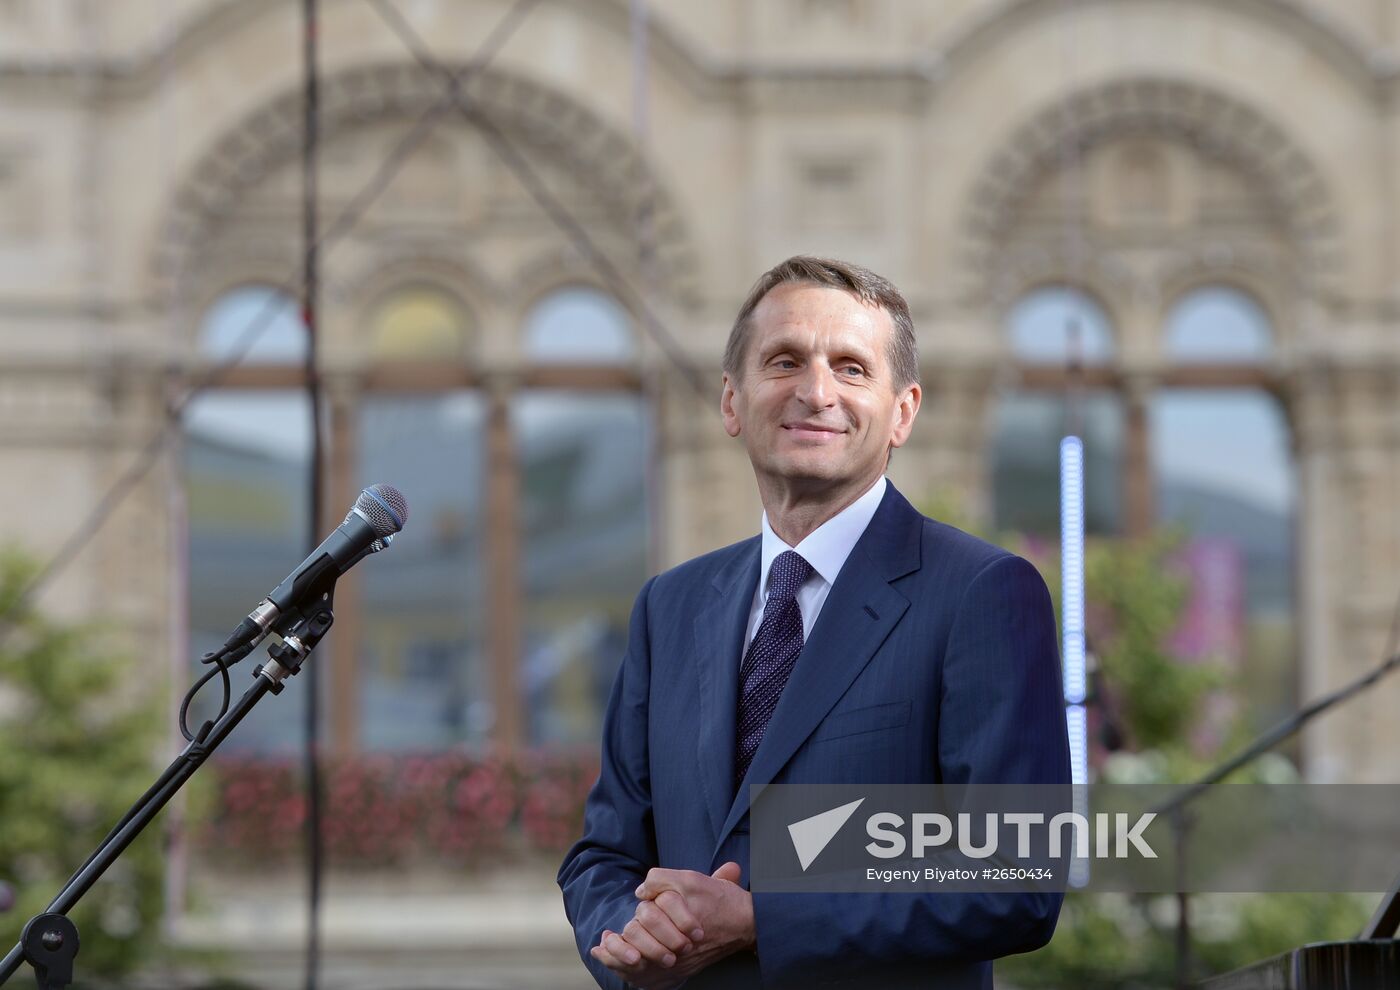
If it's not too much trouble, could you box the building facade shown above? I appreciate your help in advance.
[1,0,1398,781]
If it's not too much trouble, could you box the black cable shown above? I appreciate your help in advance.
[71,649,226,884]
[0,0,541,648]
[62,646,232,898]
[179,650,235,743]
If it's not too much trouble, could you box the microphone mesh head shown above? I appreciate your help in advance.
[355,484,408,539]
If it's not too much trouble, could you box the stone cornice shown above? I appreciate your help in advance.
[2,0,1394,107]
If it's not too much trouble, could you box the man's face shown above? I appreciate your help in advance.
[721,283,921,495]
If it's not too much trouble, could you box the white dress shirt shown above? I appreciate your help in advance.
[742,475,888,661]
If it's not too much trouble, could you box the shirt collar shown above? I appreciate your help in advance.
[758,476,888,597]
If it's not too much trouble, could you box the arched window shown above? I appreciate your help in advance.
[1006,286,1115,366]
[356,392,489,749]
[992,286,1125,537]
[183,285,312,753]
[183,279,656,755]
[517,288,647,744]
[1165,287,1272,364]
[369,285,473,361]
[356,286,484,748]
[524,286,636,364]
[1153,287,1294,728]
[198,284,308,364]
[987,278,1298,746]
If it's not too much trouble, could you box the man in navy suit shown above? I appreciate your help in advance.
[558,256,1070,989]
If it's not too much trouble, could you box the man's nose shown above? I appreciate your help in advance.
[795,363,837,409]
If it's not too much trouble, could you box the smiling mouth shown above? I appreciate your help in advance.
[782,424,845,438]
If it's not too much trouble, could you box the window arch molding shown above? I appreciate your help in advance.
[506,239,650,365]
[190,279,308,372]
[182,255,296,341]
[1158,272,1285,357]
[1011,277,1120,323]
[335,252,496,382]
[514,277,641,370]
[358,280,480,367]
[508,243,643,328]
[152,62,701,311]
[345,253,494,320]
[1000,279,1121,369]
[1162,283,1275,366]
[959,77,1345,308]
[516,276,631,324]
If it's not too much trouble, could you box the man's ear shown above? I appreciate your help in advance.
[888,382,921,449]
[721,373,743,439]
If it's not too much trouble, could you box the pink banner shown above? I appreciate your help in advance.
[1169,538,1245,665]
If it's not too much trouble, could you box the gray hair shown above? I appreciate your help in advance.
[723,255,920,390]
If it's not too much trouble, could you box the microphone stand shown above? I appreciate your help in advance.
[0,603,336,989]
[1150,647,1400,990]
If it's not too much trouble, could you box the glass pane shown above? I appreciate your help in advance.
[990,390,1125,537]
[371,286,472,361]
[1006,286,1114,365]
[1151,389,1296,729]
[524,287,635,364]
[357,393,489,750]
[1165,287,1272,363]
[199,285,308,365]
[515,391,649,745]
[183,390,312,753]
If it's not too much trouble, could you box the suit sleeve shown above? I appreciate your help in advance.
[751,553,1072,987]
[557,576,660,990]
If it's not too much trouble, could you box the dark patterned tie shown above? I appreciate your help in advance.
[735,550,814,790]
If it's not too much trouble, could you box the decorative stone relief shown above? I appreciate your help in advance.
[789,151,877,233]
[151,63,700,312]
[962,78,1344,306]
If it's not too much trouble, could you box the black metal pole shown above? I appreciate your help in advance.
[1154,650,1400,819]
[301,2,325,989]
[1173,808,1191,990]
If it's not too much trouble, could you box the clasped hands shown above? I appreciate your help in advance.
[590,861,755,989]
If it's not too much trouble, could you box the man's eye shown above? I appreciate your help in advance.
[776,360,797,369]
[841,366,865,376]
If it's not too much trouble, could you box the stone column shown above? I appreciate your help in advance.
[1293,361,1400,782]
[894,360,998,526]
[660,363,755,566]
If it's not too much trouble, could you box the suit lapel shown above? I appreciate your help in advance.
[693,539,760,848]
[714,483,924,851]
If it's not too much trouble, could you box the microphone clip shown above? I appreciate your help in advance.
[254,603,336,694]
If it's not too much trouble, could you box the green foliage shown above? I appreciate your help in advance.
[1192,893,1375,976]
[918,494,1376,989]
[921,498,1222,757]
[0,549,165,979]
[1083,529,1223,752]
[1002,892,1373,990]
[1002,894,1177,990]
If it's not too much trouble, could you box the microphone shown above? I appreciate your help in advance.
[216,484,408,662]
